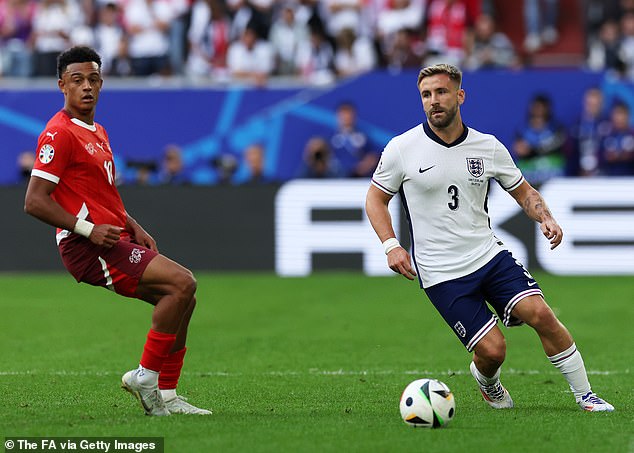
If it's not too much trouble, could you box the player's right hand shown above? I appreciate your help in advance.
[90,224,123,248]
[387,247,417,281]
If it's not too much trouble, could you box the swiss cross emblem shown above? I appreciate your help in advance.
[85,143,96,155]
[466,158,484,178]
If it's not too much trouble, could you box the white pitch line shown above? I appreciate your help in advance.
[0,368,629,377]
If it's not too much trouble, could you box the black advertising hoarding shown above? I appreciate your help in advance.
[3,178,634,274]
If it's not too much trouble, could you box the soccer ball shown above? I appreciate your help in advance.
[399,378,455,428]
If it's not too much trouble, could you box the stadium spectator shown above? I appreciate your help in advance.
[464,12,517,70]
[16,149,35,183]
[226,23,275,86]
[296,24,336,84]
[586,19,623,73]
[236,142,275,184]
[31,0,77,76]
[68,0,97,47]
[568,87,608,176]
[211,152,239,184]
[294,0,327,32]
[374,0,425,52]
[126,159,159,185]
[158,145,189,185]
[382,28,423,72]
[185,0,231,78]
[0,0,36,77]
[423,0,473,67]
[247,0,276,38]
[584,0,621,40]
[329,101,380,177]
[375,0,427,61]
[523,0,559,53]
[512,93,567,184]
[597,100,634,175]
[93,2,127,76]
[120,0,173,76]
[333,27,377,78]
[297,136,343,178]
[269,3,308,76]
[167,0,190,76]
[619,11,634,80]
[24,46,211,416]
[322,0,364,39]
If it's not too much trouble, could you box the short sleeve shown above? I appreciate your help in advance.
[371,139,404,196]
[31,129,73,185]
[493,139,524,191]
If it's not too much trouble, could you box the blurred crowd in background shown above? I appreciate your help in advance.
[3,0,634,81]
[4,0,634,183]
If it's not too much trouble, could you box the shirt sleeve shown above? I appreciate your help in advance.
[31,129,73,185]
[493,138,524,191]
[371,139,404,196]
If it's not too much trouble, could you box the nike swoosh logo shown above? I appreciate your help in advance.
[419,165,435,174]
[528,281,538,286]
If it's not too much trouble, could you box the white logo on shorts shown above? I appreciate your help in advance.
[129,248,145,264]
[454,321,467,338]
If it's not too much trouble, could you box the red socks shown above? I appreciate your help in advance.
[159,347,187,390]
[140,329,177,373]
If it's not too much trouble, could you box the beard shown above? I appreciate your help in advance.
[426,102,459,129]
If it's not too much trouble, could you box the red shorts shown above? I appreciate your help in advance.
[59,234,158,298]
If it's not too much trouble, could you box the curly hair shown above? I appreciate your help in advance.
[57,46,102,79]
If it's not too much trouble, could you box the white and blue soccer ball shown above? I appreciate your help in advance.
[399,378,455,428]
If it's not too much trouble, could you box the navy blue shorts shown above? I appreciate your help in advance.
[423,251,543,351]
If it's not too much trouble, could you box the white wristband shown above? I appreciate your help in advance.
[382,237,401,255]
[74,218,94,238]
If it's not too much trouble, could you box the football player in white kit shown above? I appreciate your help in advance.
[365,63,614,412]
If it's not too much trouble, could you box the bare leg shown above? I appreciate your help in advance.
[511,295,573,356]
[136,254,197,334]
[472,325,506,377]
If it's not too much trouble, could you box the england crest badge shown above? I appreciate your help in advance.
[466,158,484,178]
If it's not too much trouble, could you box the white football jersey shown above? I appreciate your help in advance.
[372,122,524,288]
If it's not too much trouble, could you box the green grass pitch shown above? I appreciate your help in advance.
[0,272,632,452]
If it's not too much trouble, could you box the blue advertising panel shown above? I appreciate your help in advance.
[0,69,612,185]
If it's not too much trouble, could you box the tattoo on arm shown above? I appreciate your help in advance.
[522,192,553,223]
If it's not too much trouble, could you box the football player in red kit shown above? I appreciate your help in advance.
[24,46,211,416]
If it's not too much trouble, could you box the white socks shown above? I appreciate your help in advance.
[471,361,501,385]
[136,365,178,400]
[160,389,177,401]
[548,343,591,400]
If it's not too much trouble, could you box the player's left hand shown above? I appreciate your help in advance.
[129,224,158,252]
[540,219,563,249]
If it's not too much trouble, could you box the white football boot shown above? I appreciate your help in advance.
[121,368,170,416]
[163,395,212,415]
[577,392,615,412]
[470,361,514,409]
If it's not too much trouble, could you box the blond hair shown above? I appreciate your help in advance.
[417,64,462,88]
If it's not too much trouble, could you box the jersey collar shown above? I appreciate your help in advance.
[423,121,468,148]
[61,109,97,131]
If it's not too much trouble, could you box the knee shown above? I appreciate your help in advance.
[174,269,197,302]
[475,337,506,368]
[527,303,559,332]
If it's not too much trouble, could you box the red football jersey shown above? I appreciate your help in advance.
[32,110,128,244]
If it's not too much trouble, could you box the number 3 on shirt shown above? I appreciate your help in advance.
[104,160,114,185]
[448,185,459,210]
